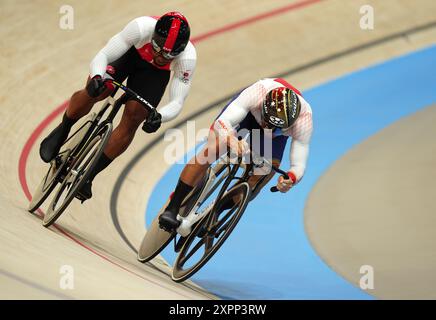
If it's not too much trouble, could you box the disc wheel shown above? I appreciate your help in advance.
[137,177,209,263]
[137,217,176,263]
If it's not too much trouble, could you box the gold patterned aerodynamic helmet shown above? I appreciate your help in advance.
[262,87,301,129]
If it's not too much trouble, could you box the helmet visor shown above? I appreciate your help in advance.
[151,38,180,59]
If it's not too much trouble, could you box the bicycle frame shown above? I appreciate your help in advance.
[176,154,251,237]
[32,77,159,226]
[175,149,288,237]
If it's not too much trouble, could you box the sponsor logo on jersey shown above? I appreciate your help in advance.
[106,65,116,75]
[180,70,191,83]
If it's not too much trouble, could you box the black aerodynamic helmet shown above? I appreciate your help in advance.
[262,87,301,129]
[151,12,190,59]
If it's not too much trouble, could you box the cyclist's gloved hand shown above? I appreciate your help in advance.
[86,75,106,98]
[228,135,249,157]
[142,109,162,133]
[276,172,297,193]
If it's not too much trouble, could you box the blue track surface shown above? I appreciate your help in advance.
[146,45,436,299]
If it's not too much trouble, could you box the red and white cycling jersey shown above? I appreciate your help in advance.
[89,16,197,123]
[214,78,313,182]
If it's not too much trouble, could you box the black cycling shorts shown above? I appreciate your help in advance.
[107,46,171,108]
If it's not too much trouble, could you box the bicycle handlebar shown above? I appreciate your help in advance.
[103,78,155,112]
[248,149,288,193]
[270,167,289,193]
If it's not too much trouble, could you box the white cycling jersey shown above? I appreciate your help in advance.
[89,16,197,123]
[213,78,313,182]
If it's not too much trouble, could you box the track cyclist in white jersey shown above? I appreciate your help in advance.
[39,12,197,201]
[159,78,313,231]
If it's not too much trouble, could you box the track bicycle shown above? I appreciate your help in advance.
[28,79,156,227]
[138,148,287,282]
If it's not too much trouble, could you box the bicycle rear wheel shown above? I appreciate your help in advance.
[172,182,251,282]
[137,215,176,263]
[42,123,112,227]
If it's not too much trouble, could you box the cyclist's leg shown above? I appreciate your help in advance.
[159,128,226,230]
[39,49,134,163]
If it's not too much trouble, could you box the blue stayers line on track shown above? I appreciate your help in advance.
[146,45,436,299]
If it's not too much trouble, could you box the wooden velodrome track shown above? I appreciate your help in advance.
[0,0,435,299]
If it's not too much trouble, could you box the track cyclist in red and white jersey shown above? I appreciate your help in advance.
[39,12,196,201]
[159,78,313,231]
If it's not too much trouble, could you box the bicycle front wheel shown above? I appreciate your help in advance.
[172,182,251,282]
[28,150,71,213]
[42,123,112,227]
